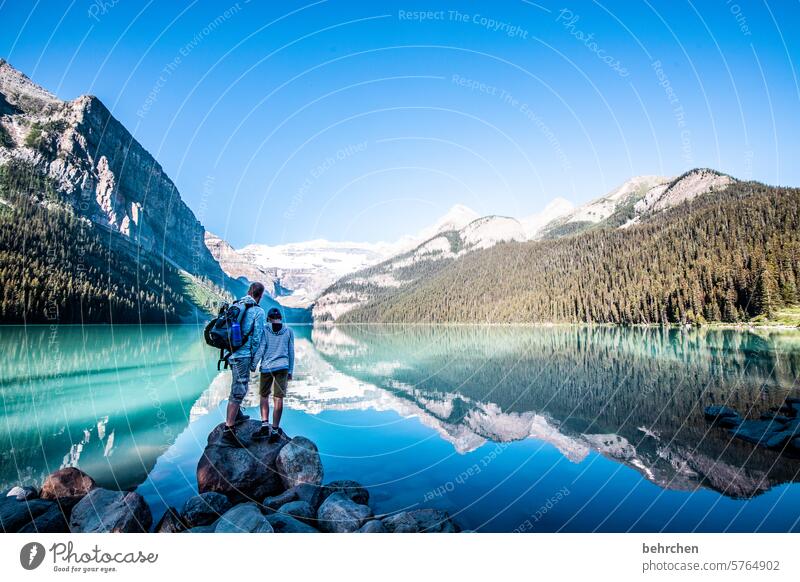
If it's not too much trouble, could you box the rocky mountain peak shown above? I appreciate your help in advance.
[0,59,60,113]
[634,167,736,214]
[0,59,225,283]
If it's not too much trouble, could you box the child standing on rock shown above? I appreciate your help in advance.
[252,307,295,443]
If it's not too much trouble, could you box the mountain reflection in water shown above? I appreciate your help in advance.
[308,325,800,499]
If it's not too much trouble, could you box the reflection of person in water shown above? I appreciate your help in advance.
[252,307,295,443]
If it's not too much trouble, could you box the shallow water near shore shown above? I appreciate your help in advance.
[2,324,800,532]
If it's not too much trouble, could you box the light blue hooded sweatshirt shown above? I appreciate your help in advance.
[258,325,295,374]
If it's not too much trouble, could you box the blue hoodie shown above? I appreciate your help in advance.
[258,325,295,374]
[227,296,265,363]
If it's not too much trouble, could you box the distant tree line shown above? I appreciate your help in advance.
[341,181,800,325]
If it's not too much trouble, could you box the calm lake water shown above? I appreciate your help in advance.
[2,324,800,532]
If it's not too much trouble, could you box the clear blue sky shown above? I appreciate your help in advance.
[2,0,798,248]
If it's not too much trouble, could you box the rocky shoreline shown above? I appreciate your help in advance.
[1,420,459,533]
[704,398,800,454]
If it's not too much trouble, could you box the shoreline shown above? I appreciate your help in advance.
[1,425,461,534]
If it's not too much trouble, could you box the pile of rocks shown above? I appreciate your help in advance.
[1,467,152,533]
[1,420,460,534]
[183,420,459,533]
[704,398,800,453]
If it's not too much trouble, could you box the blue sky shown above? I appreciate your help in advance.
[1,0,798,247]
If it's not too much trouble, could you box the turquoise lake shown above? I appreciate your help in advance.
[1,324,800,532]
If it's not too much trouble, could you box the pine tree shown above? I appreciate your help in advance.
[751,265,778,317]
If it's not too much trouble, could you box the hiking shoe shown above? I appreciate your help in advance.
[251,425,272,441]
[268,427,285,443]
[234,409,250,425]
[221,427,247,448]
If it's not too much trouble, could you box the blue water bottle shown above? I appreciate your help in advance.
[231,321,242,346]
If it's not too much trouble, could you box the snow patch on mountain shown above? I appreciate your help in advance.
[407,203,480,246]
[522,197,575,238]
[461,216,526,250]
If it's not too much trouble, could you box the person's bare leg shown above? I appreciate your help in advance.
[260,396,271,424]
[226,401,240,428]
[272,397,284,429]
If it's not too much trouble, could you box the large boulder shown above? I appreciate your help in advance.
[181,492,232,528]
[266,513,319,533]
[316,492,372,533]
[276,436,324,489]
[294,483,324,510]
[40,468,96,501]
[764,419,800,450]
[154,507,186,533]
[185,524,217,533]
[320,480,369,506]
[382,509,459,533]
[262,489,299,513]
[214,503,273,533]
[781,397,800,416]
[263,483,325,513]
[69,488,152,533]
[703,405,739,421]
[0,496,58,532]
[277,500,316,526]
[729,419,786,445]
[703,406,742,428]
[18,503,69,533]
[357,519,387,533]
[197,421,289,504]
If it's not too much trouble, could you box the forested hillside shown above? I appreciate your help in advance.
[340,181,800,325]
[0,60,315,324]
[0,161,228,323]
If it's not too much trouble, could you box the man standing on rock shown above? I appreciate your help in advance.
[252,307,295,443]
[222,282,266,448]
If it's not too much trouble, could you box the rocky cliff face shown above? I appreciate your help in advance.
[204,231,280,290]
[0,59,221,281]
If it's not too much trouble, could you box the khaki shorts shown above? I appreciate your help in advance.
[259,369,288,398]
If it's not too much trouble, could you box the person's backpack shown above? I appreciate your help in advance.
[204,299,255,370]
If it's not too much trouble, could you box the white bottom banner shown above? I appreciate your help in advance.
[0,534,795,581]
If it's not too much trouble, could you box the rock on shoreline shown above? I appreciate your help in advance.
[2,424,460,533]
[196,420,290,504]
[704,400,800,454]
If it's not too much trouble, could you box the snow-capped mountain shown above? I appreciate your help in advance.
[569,175,668,224]
[207,202,509,308]
[521,197,575,238]
[539,170,737,236]
[537,175,668,238]
[204,231,276,287]
[236,239,394,308]
[402,203,480,247]
[313,198,576,322]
